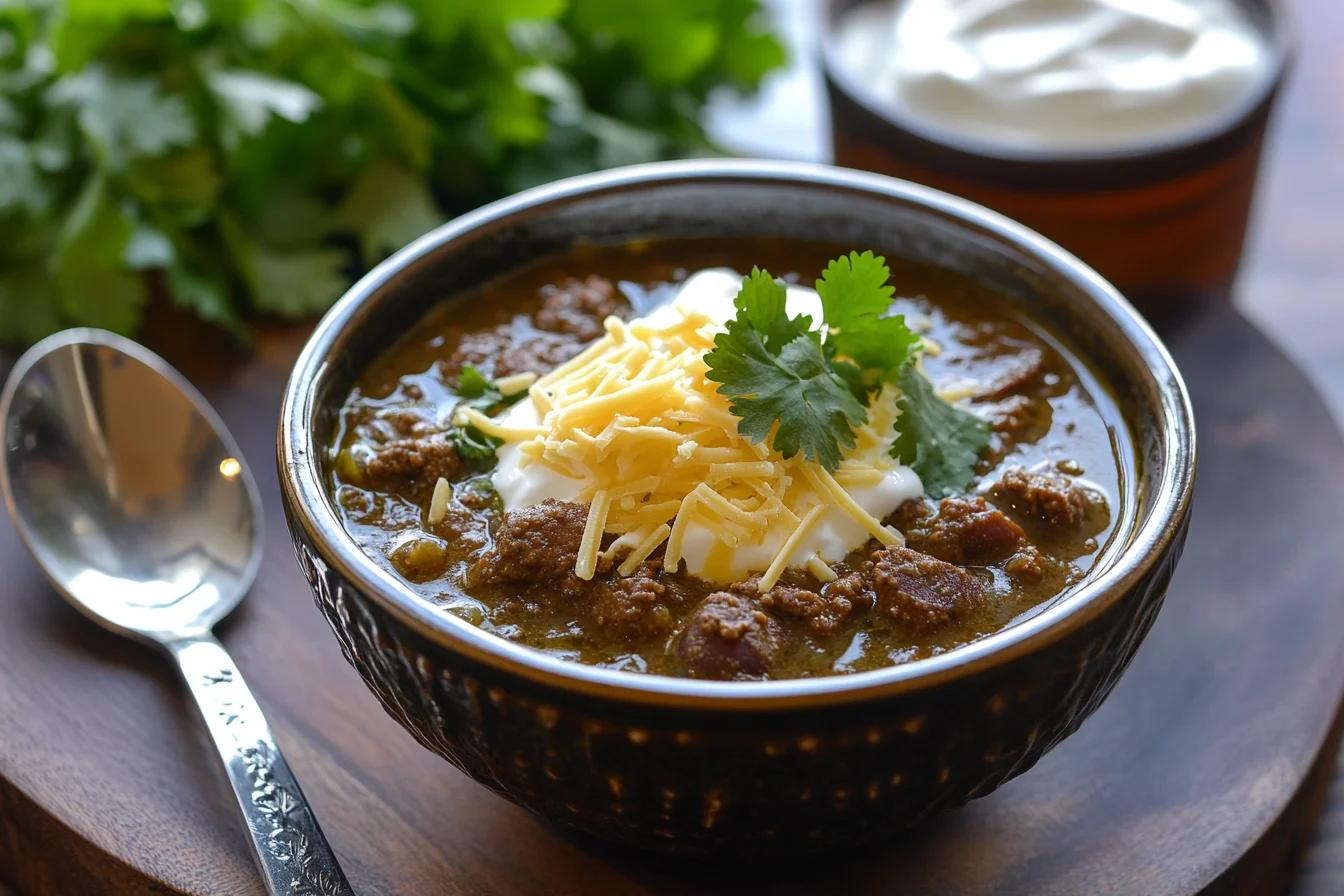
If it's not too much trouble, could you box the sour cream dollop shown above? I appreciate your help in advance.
[488,270,923,585]
[832,0,1274,152]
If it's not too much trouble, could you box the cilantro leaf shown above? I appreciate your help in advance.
[448,425,502,462]
[206,69,322,151]
[230,235,349,318]
[706,324,866,471]
[816,250,920,385]
[0,0,784,346]
[456,365,494,400]
[445,366,528,463]
[708,251,989,494]
[891,363,991,498]
[55,70,196,169]
[0,263,65,344]
[0,136,51,217]
[817,250,894,326]
[164,261,250,344]
[334,160,445,267]
[733,266,813,351]
[51,174,147,334]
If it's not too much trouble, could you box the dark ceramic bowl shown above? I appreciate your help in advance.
[277,160,1195,856]
[822,0,1293,311]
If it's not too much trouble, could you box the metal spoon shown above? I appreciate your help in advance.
[0,329,353,896]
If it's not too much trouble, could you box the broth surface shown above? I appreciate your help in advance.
[330,239,1131,679]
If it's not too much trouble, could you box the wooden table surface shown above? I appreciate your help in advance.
[717,1,1344,886]
[1239,2,1344,891]
[0,1,1340,894]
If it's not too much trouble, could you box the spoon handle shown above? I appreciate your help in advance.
[167,635,355,896]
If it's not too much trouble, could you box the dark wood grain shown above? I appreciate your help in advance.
[2,0,1342,891]
[1236,1,1344,890]
[1,301,1342,896]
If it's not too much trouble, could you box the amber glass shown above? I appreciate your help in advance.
[822,0,1292,312]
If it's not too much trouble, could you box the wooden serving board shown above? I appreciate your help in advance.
[1,301,1342,896]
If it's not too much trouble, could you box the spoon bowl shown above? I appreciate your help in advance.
[0,328,260,643]
[1,328,353,896]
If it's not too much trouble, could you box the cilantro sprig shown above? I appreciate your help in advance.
[704,269,865,471]
[704,251,990,496]
[448,365,525,462]
[0,1,784,345]
[891,361,992,497]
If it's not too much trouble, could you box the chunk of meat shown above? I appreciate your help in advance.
[675,592,783,681]
[981,394,1051,436]
[1004,547,1047,579]
[899,496,1025,566]
[976,346,1044,400]
[535,276,628,341]
[471,500,609,589]
[442,323,581,381]
[823,573,876,615]
[590,562,671,641]
[871,546,985,631]
[993,466,1090,527]
[888,498,933,533]
[978,394,1054,465]
[363,433,460,492]
[757,582,861,637]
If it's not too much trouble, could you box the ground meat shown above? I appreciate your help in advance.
[871,545,985,631]
[353,406,438,445]
[442,323,581,381]
[824,573,876,614]
[590,562,671,641]
[993,466,1089,528]
[471,500,609,590]
[535,276,627,341]
[426,493,490,552]
[1004,547,1047,578]
[901,496,1026,566]
[976,345,1044,400]
[455,484,497,510]
[363,433,461,491]
[675,592,783,681]
[383,408,438,437]
[757,581,861,637]
[888,499,933,533]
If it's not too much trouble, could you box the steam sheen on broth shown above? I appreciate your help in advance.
[328,239,1131,680]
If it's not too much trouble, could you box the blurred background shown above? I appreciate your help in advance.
[1,0,1342,892]
[2,0,1338,415]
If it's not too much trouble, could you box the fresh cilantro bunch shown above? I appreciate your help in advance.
[704,251,991,496]
[0,0,783,345]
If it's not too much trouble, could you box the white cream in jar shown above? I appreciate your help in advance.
[832,0,1274,152]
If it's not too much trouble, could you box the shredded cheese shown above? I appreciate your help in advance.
[576,490,610,581]
[797,463,899,545]
[427,477,451,525]
[485,286,918,581]
[617,523,672,576]
[806,554,838,582]
[494,371,537,396]
[758,504,828,592]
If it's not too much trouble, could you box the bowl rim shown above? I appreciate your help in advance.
[818,0,1296,169]
[278,159,1196,711]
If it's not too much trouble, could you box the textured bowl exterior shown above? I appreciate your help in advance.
[285,507,1187,854]
[277,160,1196,856]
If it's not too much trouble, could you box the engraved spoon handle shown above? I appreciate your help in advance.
[167,635,354,896]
